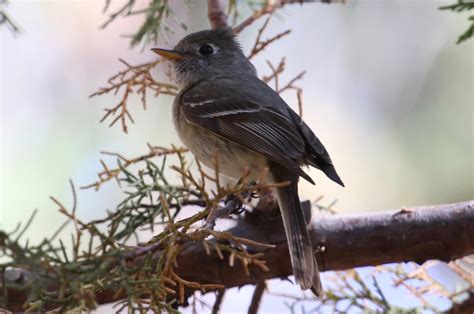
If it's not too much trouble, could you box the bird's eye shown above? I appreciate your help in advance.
[199,44,214,56]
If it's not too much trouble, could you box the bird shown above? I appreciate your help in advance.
[152,28,344,297]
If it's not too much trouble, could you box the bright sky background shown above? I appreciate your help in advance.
[1,0,472,313]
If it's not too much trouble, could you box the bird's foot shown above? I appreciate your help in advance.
[204,190,255,230]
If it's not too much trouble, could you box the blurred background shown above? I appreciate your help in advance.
[1,0,472,313]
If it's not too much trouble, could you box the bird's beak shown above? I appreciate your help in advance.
[151,48,186,61]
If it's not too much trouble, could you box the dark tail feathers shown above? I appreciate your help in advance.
[271,162,323,297]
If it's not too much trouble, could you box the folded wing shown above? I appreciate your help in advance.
[179,75,314,184]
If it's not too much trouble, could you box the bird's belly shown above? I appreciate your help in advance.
[174,113,268,183]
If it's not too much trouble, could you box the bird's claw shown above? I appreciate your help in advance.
[224,194,246,215]
[204,193,248,230]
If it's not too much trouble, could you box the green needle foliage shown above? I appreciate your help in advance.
[101,0,188,48]
[1,147,471,312]
[0,0,20,35]
[440,0,474,44]
[0,148,271,312]
[1,1,472,313]
[100,0,287,47]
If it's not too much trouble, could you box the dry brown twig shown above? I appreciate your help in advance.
[87,10,310,281]
[90,59,178,133]
[247,15,291,60]
[14,1,474,313]
[367,261,473,312]
[3,170,473,312]
[92,0,319,134]
[268,258,472,313]
[262,58,305,93]
[81,144,188,191]
[261,57,306,116]
[83,4,340,308]
[449,258,474,287]
[113,162,281,308]
[234,0,345,34]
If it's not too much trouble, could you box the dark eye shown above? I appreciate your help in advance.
[199,44,214,56]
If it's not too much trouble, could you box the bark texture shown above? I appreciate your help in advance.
[3,200,473,311]
[171,200,473,288]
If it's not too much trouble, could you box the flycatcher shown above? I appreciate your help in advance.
[152,28,344,297]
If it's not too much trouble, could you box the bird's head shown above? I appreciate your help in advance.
[152,28,256,88]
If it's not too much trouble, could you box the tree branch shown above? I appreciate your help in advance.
[234,0,344,34]
[207,0,228,29]
[167,200,473,291]
[248,281,266,314]
[3,200,473,311]
[211,290,225,314]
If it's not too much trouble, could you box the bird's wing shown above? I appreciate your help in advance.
[287,109,345,187]
[179,75,314,184]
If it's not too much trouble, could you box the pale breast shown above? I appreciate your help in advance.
[172,99,269,183]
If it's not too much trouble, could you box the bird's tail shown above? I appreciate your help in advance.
[271,163,323,297]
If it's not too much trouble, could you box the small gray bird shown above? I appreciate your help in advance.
[152,28,344,296]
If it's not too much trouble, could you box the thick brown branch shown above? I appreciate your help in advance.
[167,200,473,294]
[4,201,473,311]
[207,0,228,29]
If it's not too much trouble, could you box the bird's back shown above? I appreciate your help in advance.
[177,74,343,186]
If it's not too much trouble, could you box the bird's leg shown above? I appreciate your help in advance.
[204,181,258,230]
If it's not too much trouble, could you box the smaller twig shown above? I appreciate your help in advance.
[248,281,266,314]
[265,60,282,91]
[278,71,306,93]
[124,240,163,260]
[262,58,285,88]
[170,270,224,304]
[234,0,344,34]
[372,276,390,309]
[13,209,37,242]
[449,259,474,286]
[0,7,20,35]
[296,89,303,117]
[247,15,291,59]
[91,58,178,133]
[439,0,474,44]
[234,0,286,34]
[209,230,276,250]
[100,0,135,29]
[211,290,225,314]
[81,146,188,190]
